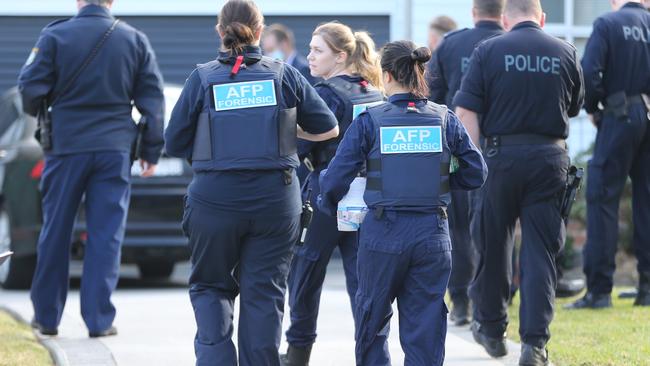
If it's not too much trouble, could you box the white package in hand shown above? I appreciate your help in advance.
[337,177,368,231]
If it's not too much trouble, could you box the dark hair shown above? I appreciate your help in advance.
[380,41,431,98]
[218,0,264,54]
[474,0,505,18]
[264,23,295,48]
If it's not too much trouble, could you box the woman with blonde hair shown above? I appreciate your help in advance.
[281,22,384,366]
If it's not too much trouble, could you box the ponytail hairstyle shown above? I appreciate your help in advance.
[380,40,431,98]
[218,0,264,54]
[312,22,383,90]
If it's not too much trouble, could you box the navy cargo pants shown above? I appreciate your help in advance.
[183,197,300,366]
[584,104,650,294]
[286,172,359,347]
[355,210,451,366]
[447,190,478,304]
[470,144,568,348]
[31,152,131,333]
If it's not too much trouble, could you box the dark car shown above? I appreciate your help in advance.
[0,86,191,289]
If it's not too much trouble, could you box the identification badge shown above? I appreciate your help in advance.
[352,101,384,120]
[380,126,443,154]
[212,80,277,111]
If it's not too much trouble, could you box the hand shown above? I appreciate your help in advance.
[139,160,157,177]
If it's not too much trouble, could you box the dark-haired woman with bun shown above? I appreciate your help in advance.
[164,1,339,365]
[318,41,487,365]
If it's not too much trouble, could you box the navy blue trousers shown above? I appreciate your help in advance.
[584,106,650,294]
[184,198,300,366]
[470,145,567,348]
[31,152,131,333]
[447,190,477,303]
[286,172,358,347]
[355,210,451,366]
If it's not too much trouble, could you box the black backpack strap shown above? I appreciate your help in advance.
[51,19,120,106]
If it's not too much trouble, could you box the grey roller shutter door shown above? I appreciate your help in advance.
[0,15,389,93]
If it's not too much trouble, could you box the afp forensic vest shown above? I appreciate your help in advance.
[364,101,452,208]
[311,77,384,167]
[191,56,299,171]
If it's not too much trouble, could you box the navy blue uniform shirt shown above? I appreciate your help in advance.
[18,5,165,163]
[318,93,487,216]
[428,20,504,108]
[297,75,362,161]
[582,1,650,113]
[454,21,584,138]
[165,46,337,218]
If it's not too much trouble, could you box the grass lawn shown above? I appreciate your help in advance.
[0,310,52,366]
[506,290,650,366]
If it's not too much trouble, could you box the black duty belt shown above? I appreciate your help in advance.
[484,134,565,149]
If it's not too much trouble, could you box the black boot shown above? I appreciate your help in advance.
[634,272,650,306]
[471,321,507,358]
[280,344,312,366]
[564,292,612,309]
[519,344,549,366]
[450,296,471,326]
[556,277,585,298]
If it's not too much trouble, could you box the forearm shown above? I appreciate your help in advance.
[298,125,339,142]
[455,107,481,148]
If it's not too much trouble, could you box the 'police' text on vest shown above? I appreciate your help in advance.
[504,55,561,75]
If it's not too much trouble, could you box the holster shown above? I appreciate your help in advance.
[35,100,52,151]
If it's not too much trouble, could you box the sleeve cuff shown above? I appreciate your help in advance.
[453,91,484,114]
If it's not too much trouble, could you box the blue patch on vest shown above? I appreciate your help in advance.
[352,101,384,120]
[380,126,443,154]
[212,80,277,111]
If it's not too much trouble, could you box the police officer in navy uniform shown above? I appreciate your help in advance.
[319,41,486,366]
[18,0,164,337]
[567,0,650,309]
[454,0,584,364]
[262,23,318,86]
[428,0,505,326]
[281,22,384,366]
[163,1,339,365]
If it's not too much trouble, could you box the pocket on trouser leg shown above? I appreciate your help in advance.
[586,160,605,204]
[181,204,193,238]
[353,294,373,363]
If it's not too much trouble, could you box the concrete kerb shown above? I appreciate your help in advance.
[0,305,69,366]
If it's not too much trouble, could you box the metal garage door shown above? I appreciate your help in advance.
[0,15,390,93]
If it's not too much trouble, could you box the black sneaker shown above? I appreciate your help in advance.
[519,344,549,366]
[635,273,650,306]
[450,297,471,326]
[89,325,118,338]
[31,320,58,336]
[556,277,586,298]
[564,292,612,309]
[470,321,507,358]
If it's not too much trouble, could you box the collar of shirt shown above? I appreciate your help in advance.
[475,20,504,31]
[217,46,264,65]
[285,51,298,66]
[77,4,113,19]
[622,2,645,11]
[511,21,542,32]
[388,93,427,104]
